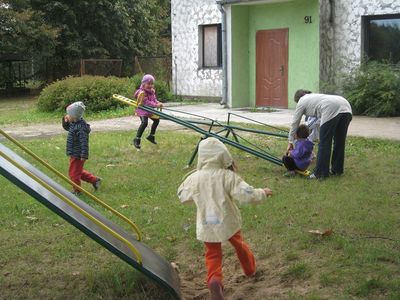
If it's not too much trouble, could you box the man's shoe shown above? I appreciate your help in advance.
[329,171,342,176]
[133,137,141,149]
[92,177,101,191]
[209,280,224,300]
[146,135,157,144]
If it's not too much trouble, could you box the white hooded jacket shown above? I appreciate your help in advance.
[177,138,266,243]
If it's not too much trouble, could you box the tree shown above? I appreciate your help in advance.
[0,0,171,80]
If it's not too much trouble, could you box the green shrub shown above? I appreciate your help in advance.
[343,61,400,117]
[37,75,173,112]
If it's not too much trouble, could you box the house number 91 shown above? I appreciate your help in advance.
[304,16,312,23]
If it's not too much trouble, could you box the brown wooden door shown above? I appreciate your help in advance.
[256,29,288,108]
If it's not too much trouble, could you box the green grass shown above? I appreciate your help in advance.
[0,96,133,125]
[0,130,399,299]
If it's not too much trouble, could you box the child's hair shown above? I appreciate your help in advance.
[296,124,310,139]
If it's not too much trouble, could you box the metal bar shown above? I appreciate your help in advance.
[0,150,143,264]
[113,95,283,165]
[228,112,289,133]
[0,129,142,241]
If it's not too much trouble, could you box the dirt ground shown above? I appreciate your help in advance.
[176,246,333,300]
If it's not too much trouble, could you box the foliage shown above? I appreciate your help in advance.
[0,0,171,80]
[342,61,400,117]
[0,4,58,58]
[37,75,173,113]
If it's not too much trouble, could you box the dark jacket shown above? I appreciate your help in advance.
[62,117,91,159]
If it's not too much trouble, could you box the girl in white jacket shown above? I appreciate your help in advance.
[178,137,272,300]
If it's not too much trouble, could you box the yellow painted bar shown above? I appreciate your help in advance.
[0,129,142,241]
[113,94,160,119]
[0,150,143,265]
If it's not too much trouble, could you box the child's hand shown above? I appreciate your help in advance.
[157,102,163,108]
[263,188,272,197]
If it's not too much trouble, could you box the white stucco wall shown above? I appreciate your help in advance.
[171,0,223,98]
[321,0,400,88]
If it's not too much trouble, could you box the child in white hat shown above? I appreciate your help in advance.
[62,101,101,195]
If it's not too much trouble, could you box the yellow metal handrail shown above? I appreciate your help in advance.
[113,94,138,107]
[0,150,142,264]
[0,129,142,241]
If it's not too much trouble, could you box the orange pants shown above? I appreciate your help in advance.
[204,231,256,285]
[69,157,97,192]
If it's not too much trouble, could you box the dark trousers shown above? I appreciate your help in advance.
[282,155,299,171]
[136,116,160,138]
[314,113,352,177]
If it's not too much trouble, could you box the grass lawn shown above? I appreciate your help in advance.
[0,96,133,126]
[0,129,399,299]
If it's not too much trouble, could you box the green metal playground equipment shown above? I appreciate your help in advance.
[113,94,288,167]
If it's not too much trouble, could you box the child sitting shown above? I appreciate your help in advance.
[133,74,163,149]
[282,124,314,177]
[62,101,101,195]
[177,137,272,300]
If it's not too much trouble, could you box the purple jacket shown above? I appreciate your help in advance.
[291,139,314,170]
[134,87,159,117]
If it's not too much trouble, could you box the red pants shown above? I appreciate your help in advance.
[69,157,97,192]
[204,231,256,285]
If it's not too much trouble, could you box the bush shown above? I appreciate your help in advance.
[342,61,400,117]
[37,75,173,112]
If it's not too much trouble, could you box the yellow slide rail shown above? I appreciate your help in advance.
[0,150,142,264]
[0,129,142,241]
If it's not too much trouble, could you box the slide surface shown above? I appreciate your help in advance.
[0,142,181,299]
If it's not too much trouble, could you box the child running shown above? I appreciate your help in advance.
[177,137,272,300]
[133,74,163,149]
[62,101,101,195]
[282,124,314,177]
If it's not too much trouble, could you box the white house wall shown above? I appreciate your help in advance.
[171,0,223,98]
[321,0,400,88]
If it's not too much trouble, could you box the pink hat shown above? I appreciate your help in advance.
[141,74,155,84]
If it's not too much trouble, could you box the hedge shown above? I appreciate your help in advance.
[37,75,173,112]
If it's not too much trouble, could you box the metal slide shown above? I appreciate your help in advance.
[0,142,181,299]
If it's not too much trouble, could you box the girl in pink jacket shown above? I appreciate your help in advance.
[133,74,163,149]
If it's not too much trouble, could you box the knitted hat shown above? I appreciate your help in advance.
[66,101,86,119]
[141,74,155,84]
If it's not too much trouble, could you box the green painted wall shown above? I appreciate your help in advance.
[230,0,319,108]
[231,7,249,107]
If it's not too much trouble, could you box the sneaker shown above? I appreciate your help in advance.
[133,137,141,149]
[283,171,296,177]
[307,173,319,180]
[208,280,225,300]
[92,177,102,191]
[146,135,157,144]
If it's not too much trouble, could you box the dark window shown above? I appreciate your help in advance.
[363,14,400,63]
[201,24,222,68]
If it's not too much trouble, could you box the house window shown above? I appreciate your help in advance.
[200,24,222,68]
[363,14,400,63]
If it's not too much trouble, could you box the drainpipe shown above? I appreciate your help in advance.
[217,0,245,107]
[217,1,228,107]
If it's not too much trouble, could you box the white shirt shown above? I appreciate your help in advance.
[289,93,352,143]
